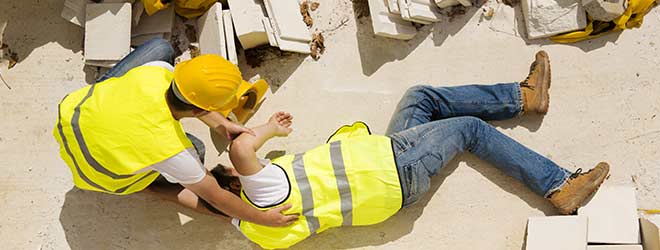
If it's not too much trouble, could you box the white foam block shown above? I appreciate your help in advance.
[578,186,640,244]
[263,0,311,42]
[521,0,587,39]
[367,0,417,40]
[525,216,587,250]
[401,0,442,22]
[227,0,269,49]
[84,3,131,61]
[223,10,238,65]
[197,2,227,58]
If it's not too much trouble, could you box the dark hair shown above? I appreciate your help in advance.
[166,84,204,112]
[210,164,241,196]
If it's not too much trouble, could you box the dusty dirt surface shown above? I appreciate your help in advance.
[1,0,660,249]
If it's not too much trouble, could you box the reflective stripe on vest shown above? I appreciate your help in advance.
[54,66,192,195]
[238,134,402,249]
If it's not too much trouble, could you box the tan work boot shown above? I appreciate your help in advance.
[521,51,551,114]
[548,162,610,215]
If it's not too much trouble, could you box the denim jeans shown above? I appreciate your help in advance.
[96,38,175,83]
[386,84,571,207]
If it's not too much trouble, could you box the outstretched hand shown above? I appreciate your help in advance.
[261,203,299,227]
[268,112,293,137]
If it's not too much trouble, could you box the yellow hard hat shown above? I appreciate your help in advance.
[173,54,242,112]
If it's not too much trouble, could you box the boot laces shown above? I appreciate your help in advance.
[569,168,583,179]
[520,61,538,88]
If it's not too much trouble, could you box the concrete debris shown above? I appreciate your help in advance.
[489,3,521,37]
[521,0,587,39]
[310,2,320,11]
[525,216,588,250]
[223,10,238,65]
[227,0,269,49]
[131,5,175,46]
[640,217,660,250]
[61,0,91,27]
[400,0,443,24]
[436,0,472,9]
[84,3,131,67]
[310,32,324,60]
[583,0,627,22]
[131,0,144,27]
[482,6,494,18]
[387,0,402,14]
[587,245,643,250]
[264,0,311,43]
[578,186,641,244]
[262,17,279,47]
[300,0,313,27]
[367,0,417,40]
[263,0,311,53]
[197,2,227,58]
[1,44,19,69]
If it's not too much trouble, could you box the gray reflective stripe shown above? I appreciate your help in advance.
[114,170,158,193]
[292,153,320,234]
[329,141,353,226]
[57,101,111,192]
[71,84,133,179]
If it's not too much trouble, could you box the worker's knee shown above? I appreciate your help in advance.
[142,38,175,63]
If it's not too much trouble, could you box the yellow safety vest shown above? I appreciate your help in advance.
[53,66,193,195]
[238,122,403,249]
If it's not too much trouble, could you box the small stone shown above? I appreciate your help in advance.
[582,0,627,22]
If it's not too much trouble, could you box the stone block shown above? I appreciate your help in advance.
[61,0,93,27]
[587,246,643,250]
[387,0,401,14]
[262,17,278,47]
[435,0,460,8]
[582,0,627,22]
[84,3,131,62]
[227,0,269,49]
[641,218,660,250]
[525,216,587,250]
[521,0,587,39]
[197,2,227,58]
[223,10,238,65]
[131,5,174,44]
[367,0,417,40]
[578,186,640,244]
[399,0,442,23]
[263,0,311,42]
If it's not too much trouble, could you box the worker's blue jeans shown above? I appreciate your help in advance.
[387,84,572,207]
[96,38,175,83]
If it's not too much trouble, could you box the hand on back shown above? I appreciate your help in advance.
[268,112,293,137]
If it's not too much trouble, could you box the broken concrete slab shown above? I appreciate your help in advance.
[578,186,640,244]
[521,0,587,39]
[387,0,401,14]
[61,0,93,27]
[197,2,227,58]
[223,10,238,65]
[84,3,131,62]
[582,0,627,22]
[263,0,311,43]
[399,0,442,23]
[525,216,587,250]
[132,5,174,38]
[641,218,660,250]
[436,0,461,8]
[587,246,643,250]
[131,0,145,27]
[262,17,278,47]
[367,0,417,40]
[227,0,269,49]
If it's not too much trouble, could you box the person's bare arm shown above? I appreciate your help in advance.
[198,111,255,140]
[229,112,293,176]
[182,173,297,226]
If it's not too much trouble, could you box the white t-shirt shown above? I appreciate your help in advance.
[133,61,206,184]
[231,159,291,228]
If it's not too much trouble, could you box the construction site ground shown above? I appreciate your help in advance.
[1,0,659,249]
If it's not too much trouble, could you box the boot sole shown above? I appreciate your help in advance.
[537,51,551,114]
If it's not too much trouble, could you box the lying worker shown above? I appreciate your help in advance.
[215,51,610,248]
[53,38,297,227]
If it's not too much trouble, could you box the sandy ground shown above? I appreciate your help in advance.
[1,0,659,249]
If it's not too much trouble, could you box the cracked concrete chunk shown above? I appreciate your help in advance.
[197,2,227,58]
[84,3,131,63]
[578,186,640,244]
[61,0,93,27]
[223,10,238,65]
[131,5,174,46]
[387,0,401,14]
[263,0,311,43]
[262,17,278,47]
[525,216,587,250]
[399,0,442,23]
[227,0,269,49]
[582,0,627,22]
[521,0,587,39]
[367,0,417,40]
